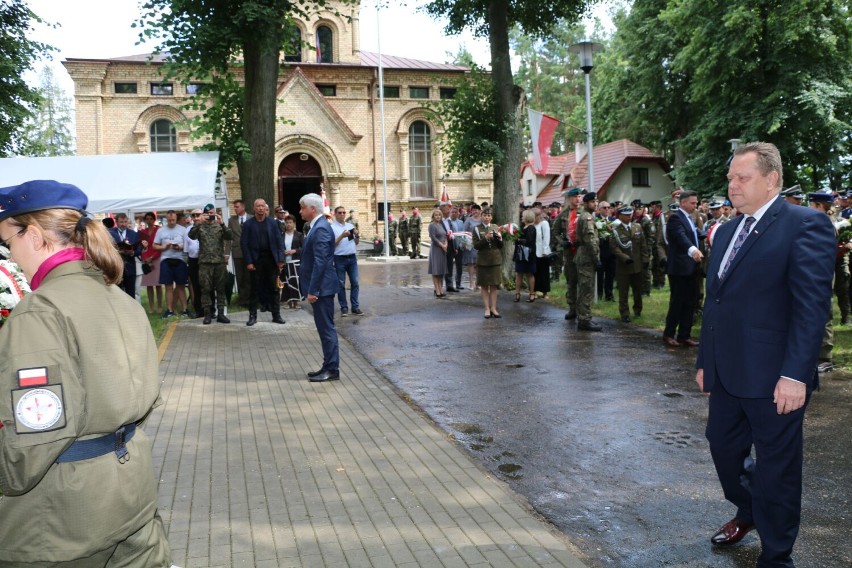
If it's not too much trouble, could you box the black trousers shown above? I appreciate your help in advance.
[249,254,280,316]
[664,273,698,339]
[188,257,202,315]
[120,260,136,298]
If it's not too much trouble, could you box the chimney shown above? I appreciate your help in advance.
[575,141,588,162]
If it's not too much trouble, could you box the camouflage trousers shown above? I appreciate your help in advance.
[388,232,397,255]
[574,258,596,323]
[400,234,409,257]
[199,263,228,313]
[409,234,421,258]
[835,254,850,319]
[551,246,563,280]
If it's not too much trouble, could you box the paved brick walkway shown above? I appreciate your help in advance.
[147,310,587,567]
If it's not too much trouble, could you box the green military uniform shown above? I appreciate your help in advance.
[575,209,600,325]
[409,213,422,258]
[610,220,649,320]
[549,214,562,281]
[398,215,410,257]
[833,215,851,324]
[638,214,654,294]
[653,211,669,288]
[388,218,398,256]
[553,208,579,312]
[345,214,359,234]
[0,261,171,566]
[188,221,233,319]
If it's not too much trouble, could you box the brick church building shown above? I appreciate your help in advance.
[62,1,493,236]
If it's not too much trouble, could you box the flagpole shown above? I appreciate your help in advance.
[377,4,390,258]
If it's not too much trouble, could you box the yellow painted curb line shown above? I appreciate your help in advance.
[158,320,178,363]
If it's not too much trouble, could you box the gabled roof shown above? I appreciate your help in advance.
[276,67,361,144]
[526,139,670,203]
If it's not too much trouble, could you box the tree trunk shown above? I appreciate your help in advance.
[238,19,282,207]
[487,0,524,282]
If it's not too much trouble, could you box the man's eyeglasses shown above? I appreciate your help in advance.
[0,227,26,249]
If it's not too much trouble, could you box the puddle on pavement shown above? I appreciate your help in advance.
[498,463,523,479]
[662,392,684,398]
[450,422,494,451]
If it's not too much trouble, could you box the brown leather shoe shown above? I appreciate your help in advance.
[711,518,754,546]
[663,336,680,347]
[679,338,700,347]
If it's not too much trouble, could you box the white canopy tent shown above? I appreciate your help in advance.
[0,151,222,214]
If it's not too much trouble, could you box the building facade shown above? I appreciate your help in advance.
[63,1,493,238]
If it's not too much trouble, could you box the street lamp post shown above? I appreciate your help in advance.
[568,41,603,194]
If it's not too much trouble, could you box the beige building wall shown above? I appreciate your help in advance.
[62,2,493,240]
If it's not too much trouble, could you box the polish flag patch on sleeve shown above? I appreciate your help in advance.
[17,367,49,387]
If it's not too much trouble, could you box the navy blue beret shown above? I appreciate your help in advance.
[808,192,834,203]
[0,180,88,222]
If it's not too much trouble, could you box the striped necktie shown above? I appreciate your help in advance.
[719,216,755,280]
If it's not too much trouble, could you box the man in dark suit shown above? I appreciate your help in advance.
[109,212,142,298]
[299,193,340,382]
[663,190,703,347]
[240,198,285,326]
[696,142,835,567]
[227,199,251,306]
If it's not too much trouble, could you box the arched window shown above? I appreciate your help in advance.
[409,121,433,198]
[316,25,333,63]
[284,24,302,62]
[150,119,176,152]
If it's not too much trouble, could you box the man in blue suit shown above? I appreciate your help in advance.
[696,142,835,567]
[663,190,704,347]
[109,212,142,298]
[299,193,340,382]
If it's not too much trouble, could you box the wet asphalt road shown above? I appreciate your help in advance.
[333,259,851,568]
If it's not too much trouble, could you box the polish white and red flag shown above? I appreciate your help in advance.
[320,183,330,215]
[528,108,560,174]
[440,183,452,205]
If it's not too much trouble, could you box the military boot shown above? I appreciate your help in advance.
[203,309,212,325]
[216,313,231,324]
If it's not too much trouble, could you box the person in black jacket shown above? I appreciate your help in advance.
[240,198,286,326]
[513,209,537,302]
[663,190,704,346]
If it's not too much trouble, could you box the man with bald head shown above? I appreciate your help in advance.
[240,198,285,326]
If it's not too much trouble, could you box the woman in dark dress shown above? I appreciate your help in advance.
[513,209,537,302]
[427,209,448,297]
[473,208,503,318]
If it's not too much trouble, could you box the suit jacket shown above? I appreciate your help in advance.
[109,227,141,263]
[240,217,285,265]
[665,209,699,276]
[299,215,339,297]
[226,214,247,259]
[697,198,835,397]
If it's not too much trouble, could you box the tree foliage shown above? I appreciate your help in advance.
[593,0,852,195]
[135,0,353,204]
[424,0,596,276]
[0,0,53,157]
[16,65,75,157]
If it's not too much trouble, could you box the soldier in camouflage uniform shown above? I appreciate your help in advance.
[610,205,649,322]
[649,201,667,288]
[631,201,655,296]
[409,207,423,258]
[548,202,563,281]
[558,188,584,320]
[387,213,398,256]
[188,204,233,324]
[398,210,410,257]
[575,192,602,331]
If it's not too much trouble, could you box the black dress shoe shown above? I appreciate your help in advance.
[246,314,257,326]
[711,518,754,546]
[309,370,340,382]
[564,310,577,321]
[621,315,631,323]
[446,287,459,293]
[307,369,325,378]
[271,315,286,324]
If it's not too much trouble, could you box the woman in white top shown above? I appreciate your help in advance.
[533,208,553,298]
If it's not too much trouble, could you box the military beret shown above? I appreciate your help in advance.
[0,180,88,222]
[563,187,583,197]
[723,199,732,206]
[203,203,216,212]
[630,199,642,207]
[582,192,598,203]
[618,206,634,215]
[808,191,834,203]
[612,201,623,208]
[548,202,562,208]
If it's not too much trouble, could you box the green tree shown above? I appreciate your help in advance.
[424,0,596,276]
[594,0,852,195]
[136,0,352,205]
[0,0,53,156]
[16,65,75,156]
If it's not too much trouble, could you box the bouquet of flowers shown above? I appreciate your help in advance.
[451,231,473,251]
[595,217,614,240]
[499,223,520,242]
[0,246,31,327]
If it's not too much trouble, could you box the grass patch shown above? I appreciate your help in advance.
[138,289,246,345]
[543,276,852,371]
